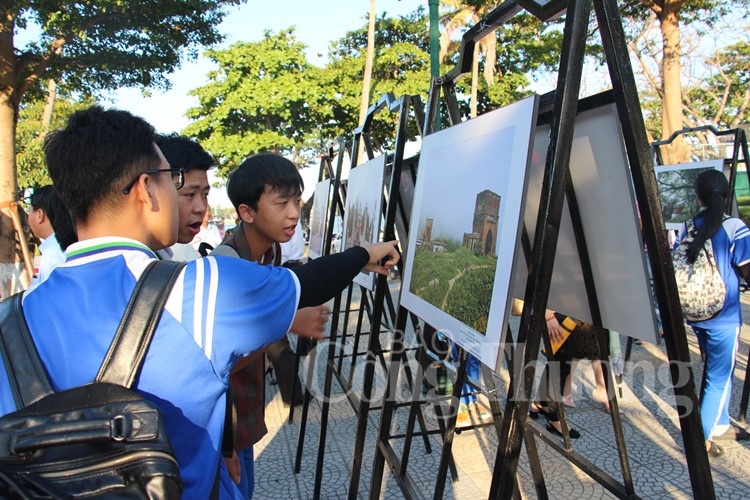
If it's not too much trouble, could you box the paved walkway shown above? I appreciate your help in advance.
[253,288,750,499]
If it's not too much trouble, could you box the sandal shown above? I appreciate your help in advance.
[529,402,553,420]
[706,442,724,458]
[546,420,581,439]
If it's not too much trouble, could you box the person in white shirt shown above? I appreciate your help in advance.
[27,185,73,284]
[280,220,306,266]
[192,205,223,255]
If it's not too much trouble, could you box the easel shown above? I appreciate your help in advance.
[367,0,715,498]
[490,0,713,498]
[294,94,436,500]
[650,125,750,423]
[293,141,347,479]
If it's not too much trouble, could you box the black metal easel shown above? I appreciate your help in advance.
[490,0,713,498]
[365,0,715,498]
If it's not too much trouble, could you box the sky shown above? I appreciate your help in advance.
[108,1,423,135]
[103,1,424,207]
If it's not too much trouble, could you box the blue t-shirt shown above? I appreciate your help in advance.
[680,216,750,329]
[0,237,299,499]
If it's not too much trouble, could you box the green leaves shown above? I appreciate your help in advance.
[12,1,238,94]
[184,29,329,175]
[15,90,95,190]
[6,0,240,204]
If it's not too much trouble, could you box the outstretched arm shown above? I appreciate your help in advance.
[291,241,400,308]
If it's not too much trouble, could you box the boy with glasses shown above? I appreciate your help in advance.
[0,106,399,499]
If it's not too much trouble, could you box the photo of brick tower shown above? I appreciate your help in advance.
[409,189,500,335]
[341,155,386,289]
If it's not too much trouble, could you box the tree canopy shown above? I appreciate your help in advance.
[183,29,327,175]
[1,0,241,271]
[184,10,433,174]
[183,5,567,174]
[619,0,750,162]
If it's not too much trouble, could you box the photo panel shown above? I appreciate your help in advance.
[341,155,386,290]
[400,95,539,368]
[655,159,724,230]
[308,179,331,259]
[511,103,658,357]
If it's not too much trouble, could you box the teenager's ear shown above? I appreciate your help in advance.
[237,204,255,223]
[135,174,160,211]
[32,208,46,224]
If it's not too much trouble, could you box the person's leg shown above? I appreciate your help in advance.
[465,353,490,417]
[591,359,611,413]
[546,331,580,438]
[694,326,740,441]
[563,358,579,407]
[465,352,480,405]
[450,341,473,407]
[533,363,551,412]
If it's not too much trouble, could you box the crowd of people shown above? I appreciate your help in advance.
[4,105,750,498]
[2,106,398,499]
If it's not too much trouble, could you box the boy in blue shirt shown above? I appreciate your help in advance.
[0,106,399,499]
[211,153,329,498]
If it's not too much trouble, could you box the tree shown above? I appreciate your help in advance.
[439,0,500,117]
[326,8,431,150]
[183,29,330,176]
[683,41,750,132]
[1,0,239,278]
[359,0,378,127]
[621,0,749,163]
[184,11,432,175]
[357,0,378,165]
[437,2,562,116]
[16,91,95,190]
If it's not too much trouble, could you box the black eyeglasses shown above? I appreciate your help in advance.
[122,168,185,194]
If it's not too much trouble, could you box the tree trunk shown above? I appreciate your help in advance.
[659,1,690,164]
[0,20,30,295]
[357,0,377,164]
[41,79,57,135]
[470,42,480,118]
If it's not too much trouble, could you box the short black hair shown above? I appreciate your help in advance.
[29,185,77,250]
[155,133,214,174]
[226,153,303,211]
[29,185,55,212]
[44,106,159,224]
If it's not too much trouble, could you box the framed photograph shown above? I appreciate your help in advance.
[511,101,659,351]
[341,155,386,290]
[400,95,539,368]
[308,179,331,259]
[655,159,724,230]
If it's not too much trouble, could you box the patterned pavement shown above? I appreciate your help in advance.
[252,288,750,499]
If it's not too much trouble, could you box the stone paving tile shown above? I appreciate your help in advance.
[251,290,750,498]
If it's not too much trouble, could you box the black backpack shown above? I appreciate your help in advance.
[0,260,185,499]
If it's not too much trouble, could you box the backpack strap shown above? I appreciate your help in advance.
[0,294,55,407]
[96,260,186,387]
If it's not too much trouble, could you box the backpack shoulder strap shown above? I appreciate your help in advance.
[0,293,54,407]
[271,241,282,267]
[96,260,186,387]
